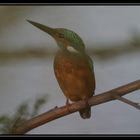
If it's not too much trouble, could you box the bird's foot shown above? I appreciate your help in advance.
[66,98,70,105]
[66,99,71,113]
[83,98,90,108]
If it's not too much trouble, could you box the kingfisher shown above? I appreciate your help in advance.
[27,20,96,119]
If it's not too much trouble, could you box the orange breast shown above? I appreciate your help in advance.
[53,50,95,102]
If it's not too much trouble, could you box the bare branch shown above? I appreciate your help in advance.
[13,80,140,134]
[113,95,140,110]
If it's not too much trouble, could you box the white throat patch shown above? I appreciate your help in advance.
[67,46,80,54]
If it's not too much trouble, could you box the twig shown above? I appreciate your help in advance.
[113,95,140,110]
[13,80,140,134]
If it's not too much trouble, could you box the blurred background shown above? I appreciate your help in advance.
[0,6,140,134]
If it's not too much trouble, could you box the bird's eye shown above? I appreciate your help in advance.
[58,33,64,38]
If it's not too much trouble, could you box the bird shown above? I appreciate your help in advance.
[27,20,96,119]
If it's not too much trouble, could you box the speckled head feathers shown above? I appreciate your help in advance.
[27,20,85,53]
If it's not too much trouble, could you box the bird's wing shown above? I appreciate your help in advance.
[86,54,94,72]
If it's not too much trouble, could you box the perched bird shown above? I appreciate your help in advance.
[27,20,96,119]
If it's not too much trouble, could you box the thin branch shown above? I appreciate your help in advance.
[113,95,140,110]
[13,80,140,134]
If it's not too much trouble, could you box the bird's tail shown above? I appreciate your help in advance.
[79,106,91,119]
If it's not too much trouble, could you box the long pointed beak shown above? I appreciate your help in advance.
[26,20,56,37]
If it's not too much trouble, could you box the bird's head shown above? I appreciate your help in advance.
[27,20,86,54]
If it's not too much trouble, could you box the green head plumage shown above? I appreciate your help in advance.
[27,20,93,71]
[27,20,85,53]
